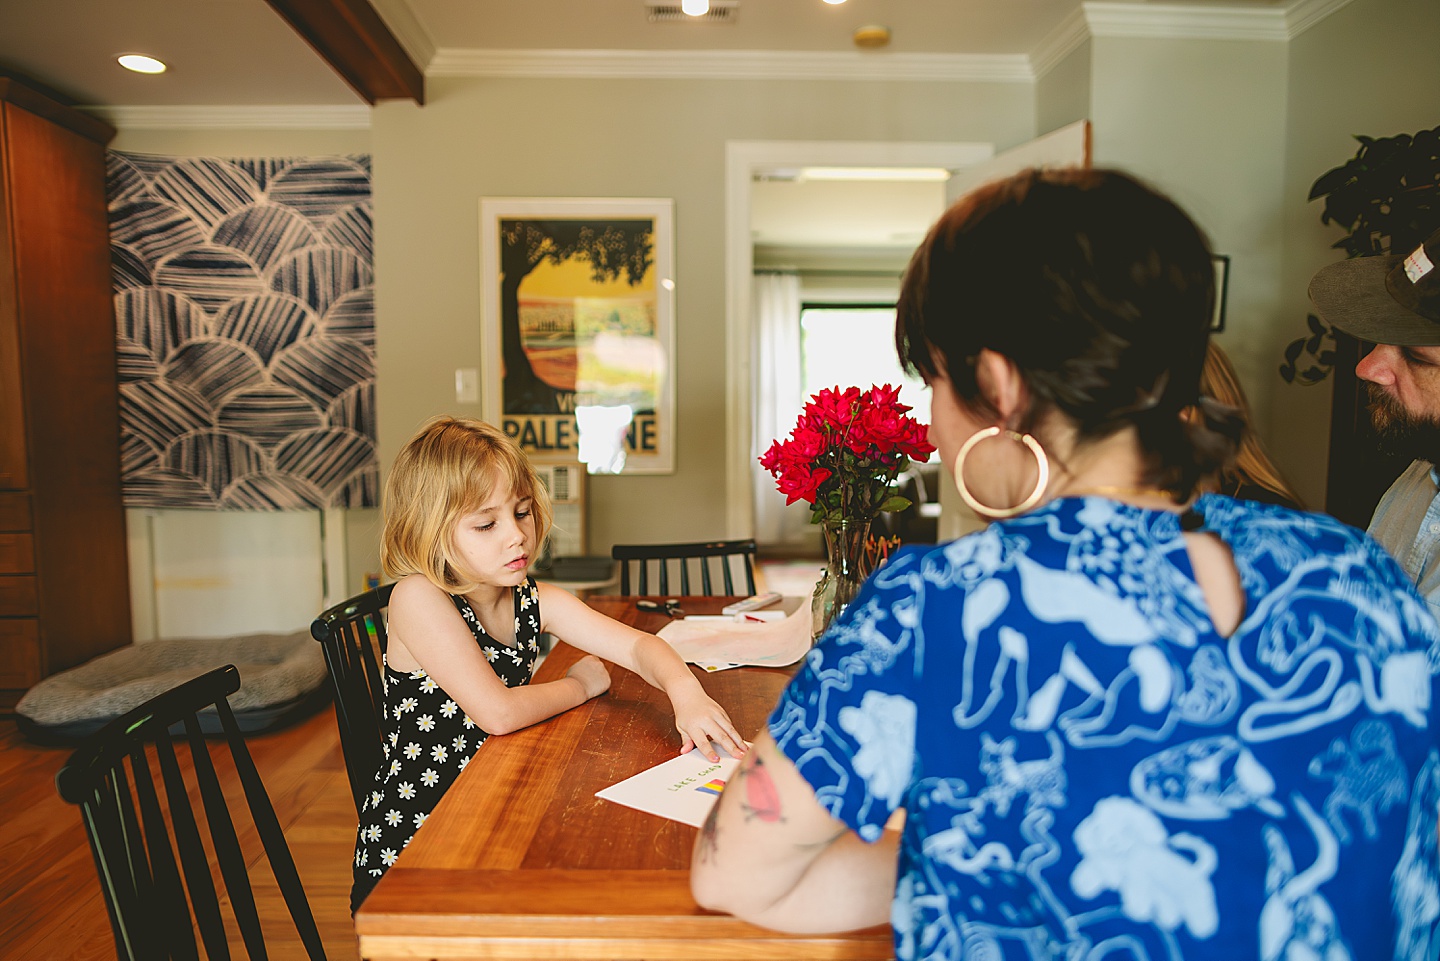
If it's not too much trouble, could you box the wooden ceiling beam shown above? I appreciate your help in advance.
[264,0,424,105]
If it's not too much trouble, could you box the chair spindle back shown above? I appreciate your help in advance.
[611,539,758,597]
[56,664,325,961]
[311,583,394,816]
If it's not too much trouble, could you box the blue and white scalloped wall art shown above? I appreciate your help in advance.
[106,152,377,510]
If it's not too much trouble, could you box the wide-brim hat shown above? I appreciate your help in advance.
[1309,227,1440,345]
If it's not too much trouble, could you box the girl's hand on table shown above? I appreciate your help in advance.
[566,654,612,699]
[531,584,746,759]
[672,688,747,761]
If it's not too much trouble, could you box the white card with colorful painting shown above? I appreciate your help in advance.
[595,745,745,827]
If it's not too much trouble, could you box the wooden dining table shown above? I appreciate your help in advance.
[353,594,892,960]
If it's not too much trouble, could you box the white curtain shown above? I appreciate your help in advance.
[751,271,811,546]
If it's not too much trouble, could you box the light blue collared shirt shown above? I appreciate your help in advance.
[1369,458,1440,621]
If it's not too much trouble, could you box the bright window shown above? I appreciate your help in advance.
[799,304,931,448]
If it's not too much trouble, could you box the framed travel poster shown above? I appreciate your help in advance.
[480,198,675,474]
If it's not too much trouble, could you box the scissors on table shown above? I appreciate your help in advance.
[635,598,685,618]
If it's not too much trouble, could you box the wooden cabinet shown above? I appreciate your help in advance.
[0,80,130,712]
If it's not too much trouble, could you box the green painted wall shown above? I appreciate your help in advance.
[371,75,1034,552]
[104,0,1440,612]
[1091,35,1291,504]
[1036,39,1092,138]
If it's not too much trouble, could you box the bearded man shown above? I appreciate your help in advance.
[1310,228,1440,614]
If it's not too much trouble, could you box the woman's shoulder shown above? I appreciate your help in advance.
[1197,493,1428,598]
[1194,492,1365,547]
[1227,481,1301,511]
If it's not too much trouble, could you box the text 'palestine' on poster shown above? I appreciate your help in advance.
[502,413,660,455]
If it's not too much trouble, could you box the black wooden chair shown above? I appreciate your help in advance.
[611,539,758,596]
[310,582,394,817]
[55,664,326,961]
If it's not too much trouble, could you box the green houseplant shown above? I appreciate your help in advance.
[1280,124,1440,385]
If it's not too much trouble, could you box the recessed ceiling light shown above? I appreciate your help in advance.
[118,54,167,75]
[681,0,709,15]
[823,0,847,5]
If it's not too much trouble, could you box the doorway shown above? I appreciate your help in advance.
[725,125,1092,547]
[723,140,993,541]
[748,173,944,555]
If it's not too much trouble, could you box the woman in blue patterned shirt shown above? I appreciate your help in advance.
[692,168,1440,961]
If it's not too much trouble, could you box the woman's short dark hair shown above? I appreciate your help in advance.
[896,167,1241,498]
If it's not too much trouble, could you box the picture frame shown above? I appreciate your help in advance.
[1212,254,1230,332]
[480,198,675,474]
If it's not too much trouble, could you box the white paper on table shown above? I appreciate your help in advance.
[595,746,745,827]
[657,607,812,668]
[694,660,743,673]
[681,610,787,623]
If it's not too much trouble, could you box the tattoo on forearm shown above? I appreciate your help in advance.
[696,800,720,863]
[737,752,784,824]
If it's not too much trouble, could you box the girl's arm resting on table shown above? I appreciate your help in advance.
[690,732,897,933]
[537,584,745,760]
[386,576,609,736]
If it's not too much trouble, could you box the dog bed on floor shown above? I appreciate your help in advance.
[15,631,329,743]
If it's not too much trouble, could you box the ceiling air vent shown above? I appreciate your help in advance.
[646,1,739,24]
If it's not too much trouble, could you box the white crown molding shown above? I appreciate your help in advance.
[81,0,1357,129]
[1083,0,1355,42]
[1031,7,1091,79]
[368,0,437,69]
[428,47,1033,83]
[1084,1,1289,41]
[86,105,372,130]
[426,0,1356,88]
[1285,0,1357,38]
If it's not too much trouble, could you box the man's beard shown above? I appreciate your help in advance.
[1368,385,1440,464]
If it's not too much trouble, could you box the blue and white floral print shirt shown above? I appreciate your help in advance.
[771,495,1440,961]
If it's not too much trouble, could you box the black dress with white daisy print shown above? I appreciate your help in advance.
[351,577,541,912]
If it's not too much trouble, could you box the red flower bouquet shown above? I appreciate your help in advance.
[762,385,934,637]
[760,384,935,528]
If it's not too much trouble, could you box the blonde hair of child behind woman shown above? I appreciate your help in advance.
[1201,343,1305,509]
[381,416,554,596]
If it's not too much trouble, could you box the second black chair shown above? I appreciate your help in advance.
[311,582,394,816]
[611,539,758,596]
[55,664,326,960]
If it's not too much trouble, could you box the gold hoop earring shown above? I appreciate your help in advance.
[952,426,1050,519]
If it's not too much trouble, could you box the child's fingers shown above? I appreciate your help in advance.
[694,731,719,762]
[699,712,745,758]
[677,701,746,760]
[682,721,722,762]
[680,734,696,756]
[690,720,742,762]
[709,725,747,759]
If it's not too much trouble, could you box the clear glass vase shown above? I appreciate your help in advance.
[811,517,875,642]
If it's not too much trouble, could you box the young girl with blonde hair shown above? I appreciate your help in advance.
[353,416,743,911]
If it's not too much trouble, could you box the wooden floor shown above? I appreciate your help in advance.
[0,704,361,960]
